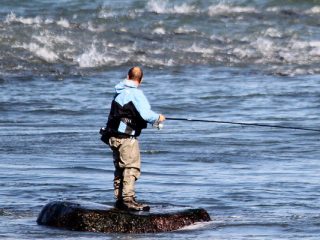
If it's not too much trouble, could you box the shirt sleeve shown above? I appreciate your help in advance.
[132,89,160,124]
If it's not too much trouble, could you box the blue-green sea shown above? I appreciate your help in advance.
[0,1,319,239]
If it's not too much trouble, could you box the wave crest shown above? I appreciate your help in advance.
[5,12,42,25]
[20,43,59,63]
[208,3,258,16]
[146,0,197,14]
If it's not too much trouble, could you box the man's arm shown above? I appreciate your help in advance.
[133,90,163,124]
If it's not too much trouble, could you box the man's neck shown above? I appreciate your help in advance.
[128,79,140,87]
[125,79,140,88]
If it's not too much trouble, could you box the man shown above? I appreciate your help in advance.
[104,66,165,211]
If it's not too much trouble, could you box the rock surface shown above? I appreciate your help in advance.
[37,201,211,233]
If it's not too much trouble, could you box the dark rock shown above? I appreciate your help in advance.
[37,201,211,233]
[280,9,299,17]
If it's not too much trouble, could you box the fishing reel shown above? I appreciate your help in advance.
[153,121,164,130]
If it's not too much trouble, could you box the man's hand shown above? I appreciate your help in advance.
[159,114,166,122]
[153,114,165,130]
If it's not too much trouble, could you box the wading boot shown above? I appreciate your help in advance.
[114,199,123,209]
[118,197,150,211]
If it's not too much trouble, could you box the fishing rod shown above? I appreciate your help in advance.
[166,117,320,133]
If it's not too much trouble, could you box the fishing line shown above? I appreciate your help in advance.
[166,117,320,133]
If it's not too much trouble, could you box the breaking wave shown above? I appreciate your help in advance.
[1,1,320,76]
[20,43,59,63]
[146,0,198,14]
[208,3,258,16]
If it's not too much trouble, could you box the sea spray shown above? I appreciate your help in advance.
[1,0,320,76]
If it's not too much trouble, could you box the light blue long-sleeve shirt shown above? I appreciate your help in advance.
[114,80,160,127]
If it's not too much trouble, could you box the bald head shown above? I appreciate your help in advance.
[128,66,143,83]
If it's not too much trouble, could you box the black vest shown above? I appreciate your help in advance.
[106,95,148,138]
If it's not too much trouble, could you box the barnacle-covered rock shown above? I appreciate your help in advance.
[37,201,211,233]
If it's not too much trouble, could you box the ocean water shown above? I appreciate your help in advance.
[0,0,320,239]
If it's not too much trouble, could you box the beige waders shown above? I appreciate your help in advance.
[109,137,141,201]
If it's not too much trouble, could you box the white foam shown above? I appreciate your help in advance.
[149,58,174,66]
[277,39,310,64]
[252,37,275,58]
[76,43,127,68]
[77,44,104,68]
[210,34,231,44]
[146,0,197,14]
[133,54,174,67]
[233,47,255,59]
[98,8,139,19]
[152,58,175,66]
[4,12,73,29]
[32,32,73,45]
[185,43,214,56]
[166,59,174,66]
[25,31,73,62]
[309,41,320,48]
[184,43,214,57]
[98,9,116,19]
[208,3,258,16]
[266,7,280,13]
[310,48,320,56]
[179,221,212,231]
[171,3,197,14]
[152,48,163,54]
[119,27,128,33]
[117,45,134,54]
[305,6,320,14]
[309,41,320,56]
[5,12,42,25]
[277,67,313,76]
[264,28,282,38]
[278,51,296,63]
[174,26,197,34]
[44,18,54,24]
[57,18,70,28]
[287,40,320,58]
[152,27,166,35]
[21,43,59,63]
[293,68,312,75]
[146,0,166,14]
